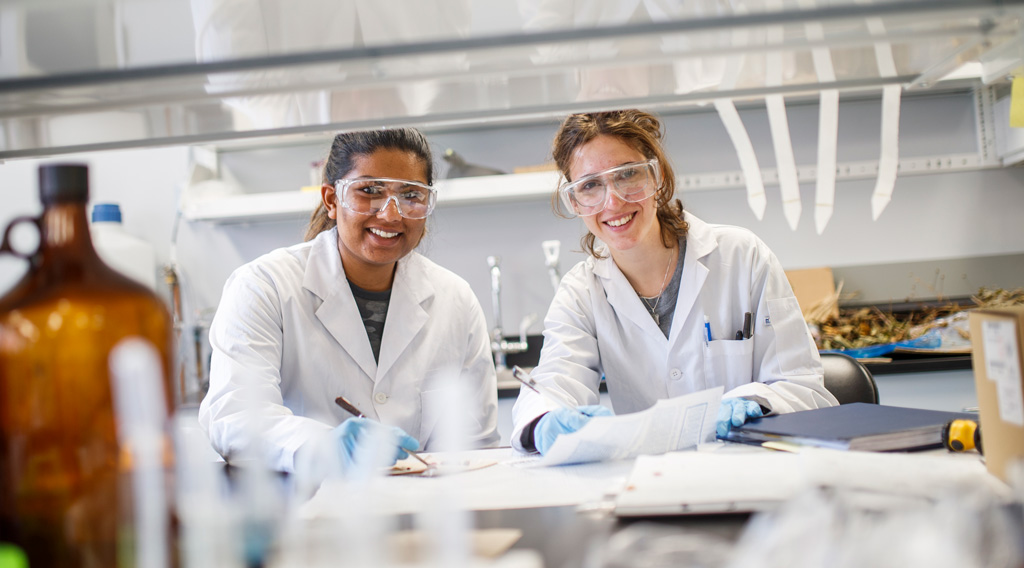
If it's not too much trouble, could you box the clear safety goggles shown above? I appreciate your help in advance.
[335,177,437,220]
[558,159,661,217]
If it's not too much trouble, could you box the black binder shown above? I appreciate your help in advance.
[725,403,976,451]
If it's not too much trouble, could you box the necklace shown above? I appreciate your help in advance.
[640,249,675,326]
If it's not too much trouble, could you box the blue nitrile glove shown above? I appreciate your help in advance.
[333,417,421,467]
[534,405,613,455]
[716,398,764,439]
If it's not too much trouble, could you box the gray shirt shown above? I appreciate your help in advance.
[348,281,391,362]
[638,239,686,338]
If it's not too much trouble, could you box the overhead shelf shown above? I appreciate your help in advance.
[182,150,997,224]
[183,170,562,223]
[0,0,1022,159]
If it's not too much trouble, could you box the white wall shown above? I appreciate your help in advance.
[3,92,1024,343]
[0,146,189,298]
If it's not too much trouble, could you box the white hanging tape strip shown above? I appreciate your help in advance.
[714,99,766,219]
[866,15,902,220]
[712,3,765,220]
[801,0,840,234]
[764,0,801,231]
[814,89,840,234]
[873,84,902,220]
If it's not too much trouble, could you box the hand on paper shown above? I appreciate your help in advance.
[716,398,763,439]
[535,405,613,455]
[333,417,421,467]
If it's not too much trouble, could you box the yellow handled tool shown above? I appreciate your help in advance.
[941,418,983,454]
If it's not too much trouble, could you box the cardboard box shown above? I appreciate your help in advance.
[785,267,838,320]
[968,306,1024,482]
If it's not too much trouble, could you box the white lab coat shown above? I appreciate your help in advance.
[199,228,500,472]
[511,212,837,450]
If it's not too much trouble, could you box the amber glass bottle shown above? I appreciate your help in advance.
[0,164,174,567]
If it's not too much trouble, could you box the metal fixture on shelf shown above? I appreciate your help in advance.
[443,148,506,178]
[486,255,529,370]
[542,240,561,292]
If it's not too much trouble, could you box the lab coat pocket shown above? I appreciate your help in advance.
[419,386,483,450]
[766,296,818,377]
[703,338,754,391]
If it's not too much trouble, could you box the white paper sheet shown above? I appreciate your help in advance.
[614,446,1003,516]
[981,318,1024,426]
[538,387,723,466]
[299,448,636,516]
[615,448,804,515]
[800,448,1006,498]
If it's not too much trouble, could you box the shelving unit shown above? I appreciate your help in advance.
[181,148,997,223]
[1,0,1023,160]
[181,169,563,223]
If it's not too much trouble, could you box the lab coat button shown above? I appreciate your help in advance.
[670,368,682,380]
[374,392,388,404]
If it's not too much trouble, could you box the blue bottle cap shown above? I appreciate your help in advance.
[92,203,122,223]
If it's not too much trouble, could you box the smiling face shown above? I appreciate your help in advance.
[322,148,429,290]
[568,135,662,256]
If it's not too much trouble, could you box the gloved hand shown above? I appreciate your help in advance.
[534,405,613,455]
[716,398,764,439]
[332,417,421,468]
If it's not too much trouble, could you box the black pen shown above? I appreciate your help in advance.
[742,312,752,339]
[334,395,432,468]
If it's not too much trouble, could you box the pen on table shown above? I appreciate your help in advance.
[333,395,432,468]
[510,366,588,417]
[704,316,713,342]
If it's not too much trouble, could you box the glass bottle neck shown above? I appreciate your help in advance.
[39,201,101,264]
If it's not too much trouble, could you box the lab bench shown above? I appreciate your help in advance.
[224,446,1015,568]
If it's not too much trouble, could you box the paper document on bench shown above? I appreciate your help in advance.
[539,387,723,466]
[615,448,804,516]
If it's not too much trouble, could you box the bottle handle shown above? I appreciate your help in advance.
[0,216,41,260]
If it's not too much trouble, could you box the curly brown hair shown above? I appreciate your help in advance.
[551,109,687,257]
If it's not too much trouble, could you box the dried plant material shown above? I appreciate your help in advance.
[809,287,1024,351]
[972,287,1024,309]
[804,281,848,325]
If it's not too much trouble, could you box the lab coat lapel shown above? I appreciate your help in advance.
[375,253,432,380]
[669,213,716,342]
[594,255,667,342]
[303,229,378,380]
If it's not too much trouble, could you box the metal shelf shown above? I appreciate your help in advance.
[182,170,563,223]
[0,0,1022,159]
[182,149,998,223]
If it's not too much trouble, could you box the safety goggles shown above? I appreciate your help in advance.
[335,177,437,220]
[558,159,661,217]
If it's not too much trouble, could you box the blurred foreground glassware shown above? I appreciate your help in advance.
[0,163,175,567]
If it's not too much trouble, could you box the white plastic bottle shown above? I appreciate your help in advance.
[90,203,157,289]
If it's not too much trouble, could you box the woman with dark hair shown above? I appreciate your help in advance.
[200,128,499,472]
[511,110,837,455]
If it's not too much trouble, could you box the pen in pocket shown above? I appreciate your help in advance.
[734,312,752,340]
